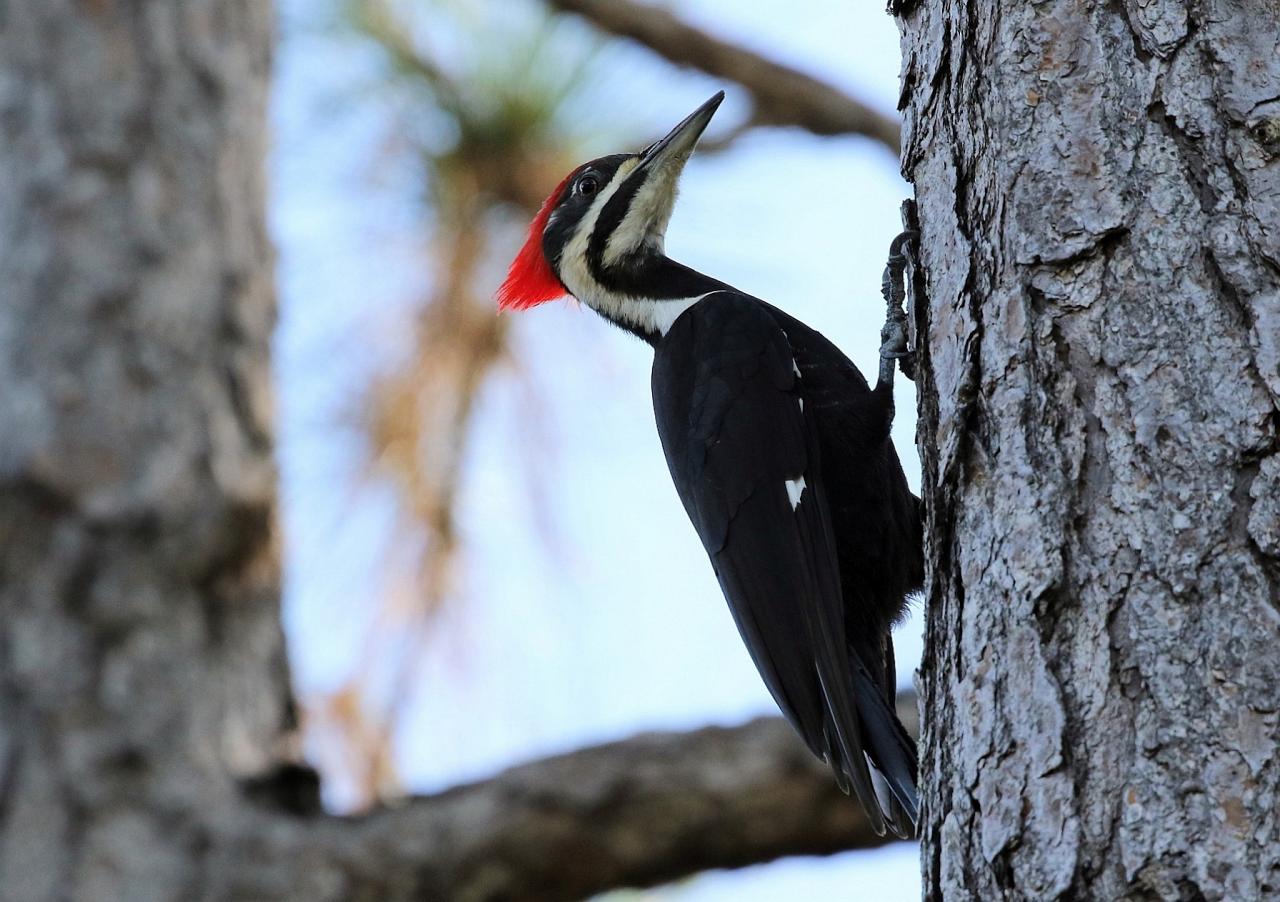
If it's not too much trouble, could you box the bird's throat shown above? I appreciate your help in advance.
[579,256,730,345]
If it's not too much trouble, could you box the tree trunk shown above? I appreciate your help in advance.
[0,3,286,898]
[898,0,1280,898]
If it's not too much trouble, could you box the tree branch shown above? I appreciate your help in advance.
[545,0,901,155]
[229,698,919,900]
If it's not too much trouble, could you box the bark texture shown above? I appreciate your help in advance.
[0,3,285,899]
[898,0,1280,899]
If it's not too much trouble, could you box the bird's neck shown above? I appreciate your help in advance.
[582,256,731,346]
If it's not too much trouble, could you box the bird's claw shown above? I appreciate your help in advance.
[880,315,910,359]
[880,230,917,310]
[880,222,918,382]
[888,229,919,262]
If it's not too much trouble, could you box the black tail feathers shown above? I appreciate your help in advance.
[849,657,919,837]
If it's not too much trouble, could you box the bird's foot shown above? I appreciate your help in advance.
[879,310,912,385]
[881,313,910,358]
[879,230,917,308]
[880,225,918,382]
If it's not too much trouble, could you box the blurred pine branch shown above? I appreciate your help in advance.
[312,0,599,810]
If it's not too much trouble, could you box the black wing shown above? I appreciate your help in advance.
[652,292,915,836]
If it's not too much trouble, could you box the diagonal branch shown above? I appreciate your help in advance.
[545,0,901,155]
[229,698,919,901]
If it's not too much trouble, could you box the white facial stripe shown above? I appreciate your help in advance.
[555,158,711,337]
[602,159,682,266]
[557,158,639,309]
[639,292,711,336]
[586,289,712,337]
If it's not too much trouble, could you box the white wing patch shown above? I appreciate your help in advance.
[785,475,807,510]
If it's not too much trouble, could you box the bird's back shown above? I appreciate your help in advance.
[652,291,921,836]
[759,302,924,637]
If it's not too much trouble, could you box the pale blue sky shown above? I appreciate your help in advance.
[272,1,922,897]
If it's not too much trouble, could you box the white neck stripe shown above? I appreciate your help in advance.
[553,159,710,338]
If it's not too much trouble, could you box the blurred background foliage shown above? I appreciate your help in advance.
[314,0,602,803]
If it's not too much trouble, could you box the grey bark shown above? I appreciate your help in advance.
[897,0,1280,899]
[0,4,908,900]
[0,2,285,900]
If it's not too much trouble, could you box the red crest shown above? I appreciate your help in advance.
[497,171,577,311]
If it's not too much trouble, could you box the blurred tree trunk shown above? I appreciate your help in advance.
[898,1,1280,899]
[0,3,288,899]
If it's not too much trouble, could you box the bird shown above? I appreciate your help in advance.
[496,91,924,837]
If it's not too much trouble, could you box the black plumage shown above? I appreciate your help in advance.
[652,291,922,837]
[499,91,924,837]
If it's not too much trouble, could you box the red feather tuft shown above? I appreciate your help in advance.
[497,170,577,311]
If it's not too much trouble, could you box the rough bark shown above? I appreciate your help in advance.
[0,4,910,899]
[0,2,285,900]
[898,0,1280,899]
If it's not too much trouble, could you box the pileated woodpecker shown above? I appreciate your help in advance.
[498,92,924,837]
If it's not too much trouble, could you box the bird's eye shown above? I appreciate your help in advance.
[577,175,599,196]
